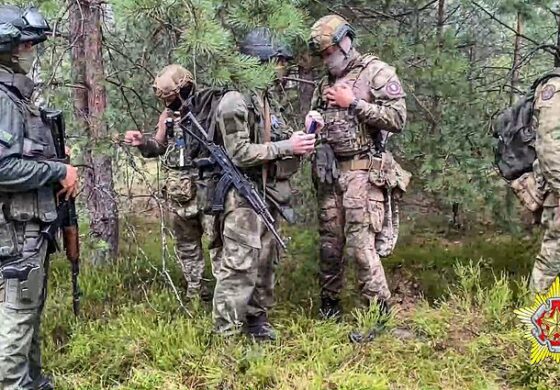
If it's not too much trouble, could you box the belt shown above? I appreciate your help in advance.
[338,157,382,172]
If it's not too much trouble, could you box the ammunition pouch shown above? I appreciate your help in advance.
[162,172,196,204]
[272,157,299,180]
[0,200,18,259]
[0,189,57,260]
[196,175,220,214]
[510,172,546,212]
[8,187,58,223]
[365,153,411,197]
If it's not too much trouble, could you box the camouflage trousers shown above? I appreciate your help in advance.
[315,169,391,304]
[213,189,279,335]
[531,204,560,294]
[0,222,49,390]
[165,174,222,297]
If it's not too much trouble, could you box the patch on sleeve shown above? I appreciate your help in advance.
[0,129,14,148]
[541,84,556,101]
[385,81,403,98]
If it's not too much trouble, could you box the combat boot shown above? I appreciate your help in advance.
[199,282,213,302]
[35,375,54,390]
[319,296,342,320]
[348,299,391,343]
[245,313,277,342]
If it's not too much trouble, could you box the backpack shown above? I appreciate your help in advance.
[493,70,560,181]
[184,87,230,159]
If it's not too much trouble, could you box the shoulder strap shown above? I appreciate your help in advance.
[0,72,34,99]
[0,82,26,119]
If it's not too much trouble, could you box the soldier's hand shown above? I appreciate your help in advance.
[58,164,79,200]
[124,130,145,147]
[325,82,356,108]
[157,110,173,133]
[305,110,325,134]
[289,131,316,155]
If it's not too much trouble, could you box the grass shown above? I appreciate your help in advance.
[40,218,560,389]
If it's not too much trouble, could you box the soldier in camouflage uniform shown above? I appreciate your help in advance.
[0,6,79,389]
[305,15,408,322]
[531,70,560,294]
[124,65,222,299]
[212,28,315,340]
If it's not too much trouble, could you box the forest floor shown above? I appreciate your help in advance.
[41,215,560,389]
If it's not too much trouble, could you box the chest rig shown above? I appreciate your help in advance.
[319,55,378,158]
[0,73,56,161]
[0,73,58,229]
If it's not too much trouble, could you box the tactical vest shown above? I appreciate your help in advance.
[246,91,298,182]
[0,73,57,161]
[0,72,58,257]
[318,54,382,158]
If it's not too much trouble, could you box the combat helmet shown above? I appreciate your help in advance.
[239,27,293,62]
[0,5,50,47]
[153,64,195,101]
[308,15,355,55]
[0,23,22,54]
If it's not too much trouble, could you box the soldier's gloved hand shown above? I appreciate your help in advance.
[289,131,316,155]
[325,82,356,108]
[305,110,325,134]
[58,165,79,200]
[124,130,145,147]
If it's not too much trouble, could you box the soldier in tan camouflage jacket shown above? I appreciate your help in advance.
[124,65,222,299]
[305,15,410,326]
[531,70,560,294]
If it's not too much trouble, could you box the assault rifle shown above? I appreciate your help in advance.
[42,109,81,316]
[166,113,286,250]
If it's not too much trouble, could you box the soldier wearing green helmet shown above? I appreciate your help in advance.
[0,5,79,390]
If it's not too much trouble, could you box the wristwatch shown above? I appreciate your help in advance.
[348,98,360,114]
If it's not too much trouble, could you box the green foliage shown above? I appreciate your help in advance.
[41,222,560,389]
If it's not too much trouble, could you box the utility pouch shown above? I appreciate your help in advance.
[0,201,18,259]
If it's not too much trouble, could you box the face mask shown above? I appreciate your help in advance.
[167,98,182,111]
[17,49,36,74]
[165,85,192,111]
[324,48,351,77]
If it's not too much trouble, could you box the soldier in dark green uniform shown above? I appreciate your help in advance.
[0,5,79,390]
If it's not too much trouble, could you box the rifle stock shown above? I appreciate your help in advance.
[42,109,81,316]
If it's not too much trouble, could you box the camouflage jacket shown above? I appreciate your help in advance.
[534,71,560,195]
[215,88,298,206]
[311,52,407,157]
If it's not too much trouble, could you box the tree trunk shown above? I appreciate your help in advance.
[298,53,314,117]
[69,0,119,264]
[510,12,523,104]
[436,0,445,48]
[431,0,445,134]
